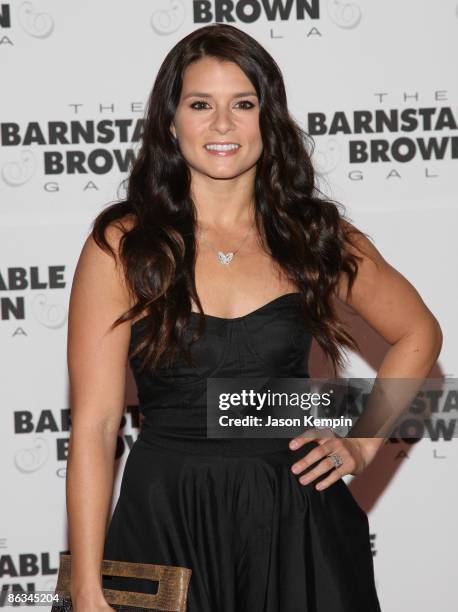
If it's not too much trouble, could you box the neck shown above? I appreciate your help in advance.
[190,169,256,230]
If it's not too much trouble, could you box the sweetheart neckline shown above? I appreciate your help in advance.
[131,292,301,330]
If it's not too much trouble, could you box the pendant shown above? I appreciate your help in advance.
[218,251,234,265]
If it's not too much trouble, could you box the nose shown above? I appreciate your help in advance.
[210,106,235,134]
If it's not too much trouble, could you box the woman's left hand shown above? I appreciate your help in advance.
[289,431,385,491]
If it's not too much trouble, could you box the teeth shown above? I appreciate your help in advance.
[205,143,240,151]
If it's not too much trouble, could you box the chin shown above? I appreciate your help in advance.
[205,170,247,180]
[193,162,253,181]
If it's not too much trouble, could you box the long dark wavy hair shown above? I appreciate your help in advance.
[92,23,371,375]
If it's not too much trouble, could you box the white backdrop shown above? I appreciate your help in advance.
[1,1,457,610]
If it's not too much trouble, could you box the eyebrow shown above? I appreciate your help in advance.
[182,91,258,100]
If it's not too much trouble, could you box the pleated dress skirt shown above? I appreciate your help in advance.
[102,430,381,612]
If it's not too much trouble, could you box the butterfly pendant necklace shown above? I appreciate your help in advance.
[198,223,254,266]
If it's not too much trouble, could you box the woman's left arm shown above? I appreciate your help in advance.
[289,223,443,490]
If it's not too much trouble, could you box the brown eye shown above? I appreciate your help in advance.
[236,100,255,109]
[190,101,210,110]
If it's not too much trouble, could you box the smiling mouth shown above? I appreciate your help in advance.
[204,143,241,151]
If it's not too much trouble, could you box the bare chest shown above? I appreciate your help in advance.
[193,244,297,318]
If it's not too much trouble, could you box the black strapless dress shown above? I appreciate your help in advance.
[102,293,381,611]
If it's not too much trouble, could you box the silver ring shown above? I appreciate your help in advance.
[328,452,343,469]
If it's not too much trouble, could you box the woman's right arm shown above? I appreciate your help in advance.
[66,223,133,610]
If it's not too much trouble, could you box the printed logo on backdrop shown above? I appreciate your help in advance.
[1,265,67,329]
[150,0,362,36]
[384,375,457,463]
[0,2,55,46]
[309,91,458,182]
[0,104,144,192]
[151,0,186,35]
[0,550,61,605]
[12,405,140,478]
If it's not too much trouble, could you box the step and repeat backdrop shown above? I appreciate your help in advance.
[1,1,457,610]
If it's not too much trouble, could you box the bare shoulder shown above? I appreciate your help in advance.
[334,219,442,345]
[89,211,136,266]
[79,213,136,305]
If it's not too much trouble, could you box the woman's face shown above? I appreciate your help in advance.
[170,56,263,181]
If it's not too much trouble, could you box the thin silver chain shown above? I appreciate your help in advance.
[197,222,255,265]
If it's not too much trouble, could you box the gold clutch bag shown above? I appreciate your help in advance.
[51,553,192,612]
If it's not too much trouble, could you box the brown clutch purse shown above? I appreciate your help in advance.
[51,553,192,611]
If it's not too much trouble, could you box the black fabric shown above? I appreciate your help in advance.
[102,293,381,611]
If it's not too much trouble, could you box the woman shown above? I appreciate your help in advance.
[66,24,442,611]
